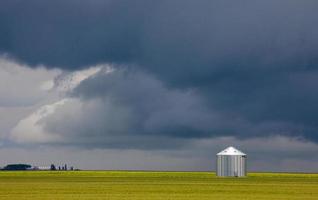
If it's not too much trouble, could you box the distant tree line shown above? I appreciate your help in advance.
[50,164,74,171]
[1,163,76,171]
[2,164,32,170]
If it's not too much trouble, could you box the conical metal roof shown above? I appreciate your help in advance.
[216,146,246,156]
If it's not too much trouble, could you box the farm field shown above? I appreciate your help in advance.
[0,171,317,200]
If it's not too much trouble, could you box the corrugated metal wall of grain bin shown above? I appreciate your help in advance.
[216,146,246,177]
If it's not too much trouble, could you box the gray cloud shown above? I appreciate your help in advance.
[33,68,222,149]
[1,1,318,73]
[0,57,60,107]
[1,0,318,172]
[8,67,315,151]
[1,60,318,171]
[0,58,60,139]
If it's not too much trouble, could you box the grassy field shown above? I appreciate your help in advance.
[0,171,317,200]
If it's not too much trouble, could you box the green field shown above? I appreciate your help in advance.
[0,171,317,200]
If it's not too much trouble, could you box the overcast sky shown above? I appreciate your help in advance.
[0,0,318,172]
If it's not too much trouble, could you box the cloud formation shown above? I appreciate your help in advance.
[1,1,318,71]
[11,67,218,149]
[0,57,60,107]
[0,57,59,139]
[2,0,318,143]
[0,0,318,171]
[9,66,318,150]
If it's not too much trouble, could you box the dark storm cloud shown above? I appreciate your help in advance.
[0,0,156,67]
[40,68,227,149]
[2,0,318,143]
[29,68,315,150]
[1,0,318,72]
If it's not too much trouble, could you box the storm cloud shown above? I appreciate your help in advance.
[1,0,318,170]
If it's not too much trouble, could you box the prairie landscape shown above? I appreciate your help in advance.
[0,171,317,200]
[1,2,318,200]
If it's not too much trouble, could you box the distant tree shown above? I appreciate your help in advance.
[64,164,67,171]
[3,164,32,170]
[58,166,61,170]
[50,164,56,171]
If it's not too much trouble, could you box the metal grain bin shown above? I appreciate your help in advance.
[216,146,247,177]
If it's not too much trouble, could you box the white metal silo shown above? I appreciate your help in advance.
[216,146,247,177]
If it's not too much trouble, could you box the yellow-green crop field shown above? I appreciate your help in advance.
[0,171,317,200]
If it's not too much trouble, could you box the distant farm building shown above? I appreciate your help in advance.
[216,146,247,177]
[36,166,51,170]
